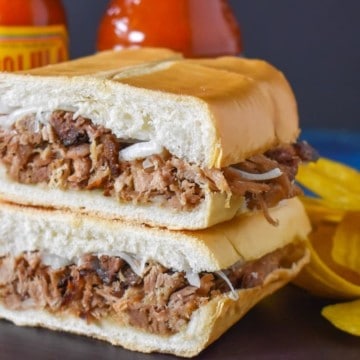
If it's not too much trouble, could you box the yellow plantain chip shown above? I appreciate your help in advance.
[295,157,360,335]
[309,158,360,193]
[295,265,360,299]
[311,221,360,286]
[297,158,360,211]
[294,236,360,299]
[322,299,360,336]
[332,212,360,275]
[299,196,345,223]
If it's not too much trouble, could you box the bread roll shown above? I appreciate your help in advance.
[0,48,301,229]
[0,198,310,357]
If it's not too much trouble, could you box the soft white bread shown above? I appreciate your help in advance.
[0,197,310,273]
[0,47,299,168]
[0,254,308,357]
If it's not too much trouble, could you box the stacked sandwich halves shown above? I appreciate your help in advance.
[0,48,312,357]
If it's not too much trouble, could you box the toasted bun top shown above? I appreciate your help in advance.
[0,198,310,273]
[22,48,182,77]
[0,48,299,168]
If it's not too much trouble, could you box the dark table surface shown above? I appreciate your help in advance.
[1,130,359,359]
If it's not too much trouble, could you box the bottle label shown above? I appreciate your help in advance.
[0,25,68,72]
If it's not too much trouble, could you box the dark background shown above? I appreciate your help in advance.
[62,0,359,132]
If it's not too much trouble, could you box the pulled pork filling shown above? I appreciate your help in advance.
[0,243,304,335]
[0,111,317,215]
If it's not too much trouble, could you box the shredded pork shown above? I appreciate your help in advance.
[0,111,318,216]
[0,243,304,335]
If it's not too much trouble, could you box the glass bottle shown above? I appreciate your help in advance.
[97,0,242,57]
[0,0,69,71]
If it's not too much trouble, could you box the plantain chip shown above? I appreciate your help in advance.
[306,158,360,193]
[295,157,360,335]
[322,299,360,336]
[332,212,360,275]
[297,159,360,211]
[295,158,360,297]
[311,220,360,286]
[294,235,360,299]
[299,196,345,223]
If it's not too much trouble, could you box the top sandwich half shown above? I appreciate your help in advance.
[0,48,316,230]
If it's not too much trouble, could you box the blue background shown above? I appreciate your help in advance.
[62,0,360,134]
[302,130,360,170]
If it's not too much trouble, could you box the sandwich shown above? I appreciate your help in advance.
[0,49,313,356]
[0,48,316,230]
[0,197,310,357]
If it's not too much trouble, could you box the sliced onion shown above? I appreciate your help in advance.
[0,108,36,129]
[119,252,147,276]
[142,158,154,169]
[0,107,52,131]
[186,271,201,288]
[231,167,283,181]
[216,270,239,301]
[8,107,38,122]
[119,141,164,161]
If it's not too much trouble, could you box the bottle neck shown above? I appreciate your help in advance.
[98,0,242,57]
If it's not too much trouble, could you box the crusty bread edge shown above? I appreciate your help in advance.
[0,249,309,357]
[21,48,182,77]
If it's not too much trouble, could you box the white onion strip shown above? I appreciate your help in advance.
[0,108,37,129]
[119,141,164,161]
[142,158,154,169]
[186,271,201,288]
[216,271,239,301]
[119,252,147,276]
[231,167,283,181]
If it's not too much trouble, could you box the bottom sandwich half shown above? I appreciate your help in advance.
[0,198,310,357]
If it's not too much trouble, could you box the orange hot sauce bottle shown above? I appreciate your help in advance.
[0,0,69,71]
[97,0,242,57]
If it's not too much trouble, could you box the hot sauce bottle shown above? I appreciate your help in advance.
[97,0,242,57]
[0,0,69,71]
